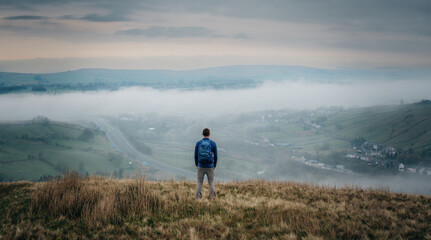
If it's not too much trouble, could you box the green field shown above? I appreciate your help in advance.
[0,120,138,181]
[322,101,431,151]
[242,121,349,150]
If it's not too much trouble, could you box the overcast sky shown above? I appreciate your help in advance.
[1,0,431,72]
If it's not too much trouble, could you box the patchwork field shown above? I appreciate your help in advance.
[323,102,431,151]
[0,120,137,181]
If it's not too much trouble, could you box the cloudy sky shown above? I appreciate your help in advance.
[1,0,431,72]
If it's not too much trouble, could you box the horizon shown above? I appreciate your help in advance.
[2,63,431,74]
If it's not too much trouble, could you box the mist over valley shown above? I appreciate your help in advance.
[1,69,430,194]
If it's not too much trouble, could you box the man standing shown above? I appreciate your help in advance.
[195,128,217,200]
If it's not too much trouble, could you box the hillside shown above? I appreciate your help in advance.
[107,102,431,179]
[322,101,431,151]
[0,174,430,239]
[0,118,136,181]
[1,66,430,93]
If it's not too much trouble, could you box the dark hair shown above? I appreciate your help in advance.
[202,128,210,136]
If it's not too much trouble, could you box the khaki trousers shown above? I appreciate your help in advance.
[196,167,216,199]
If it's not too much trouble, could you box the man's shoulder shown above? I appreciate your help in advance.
[197,138,216,145]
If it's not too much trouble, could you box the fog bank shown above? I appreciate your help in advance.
[1,80,431,121]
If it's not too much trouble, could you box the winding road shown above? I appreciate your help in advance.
[94,119,196,180]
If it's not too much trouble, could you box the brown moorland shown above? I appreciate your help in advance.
[0,172,430,239]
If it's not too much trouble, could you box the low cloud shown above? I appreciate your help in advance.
[116,26,214,38]
[233,33,250,39]
[116,26,250,39]
[60,13,130,22]
[3,15,49,20]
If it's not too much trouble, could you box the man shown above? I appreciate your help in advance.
[195,128,217,200]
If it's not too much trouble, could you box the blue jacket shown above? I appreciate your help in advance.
[195,138,217,168]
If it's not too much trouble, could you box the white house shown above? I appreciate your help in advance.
[399,163,405,172]
[336,165,345,170]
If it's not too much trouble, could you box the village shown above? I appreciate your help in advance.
[346,142,397,168]
[243,108,431,177]
[346,142,431,176]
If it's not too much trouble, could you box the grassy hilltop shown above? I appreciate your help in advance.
[1,173,430,239]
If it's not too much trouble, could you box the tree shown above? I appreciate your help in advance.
[350,137,366,147]
[32,116,49,125]
[319,142,331,151]
[32,86,47,92]
[78,129,94,141]
[108,152,122,167]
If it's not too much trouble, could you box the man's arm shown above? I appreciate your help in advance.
[213,142,218,168]
[194,142,199,167]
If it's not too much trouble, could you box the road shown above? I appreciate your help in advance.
[94,118,196,180]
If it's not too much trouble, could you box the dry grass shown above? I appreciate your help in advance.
[0,173,430,239]
[31,172,162,224]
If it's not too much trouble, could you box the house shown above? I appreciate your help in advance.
[336,165,344,170]
[407,168,416,173]
[419,167,431,175]
[399,163,404,172]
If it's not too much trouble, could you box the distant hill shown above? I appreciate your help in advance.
[1,65,430,93]
[322,101,431,151]
[0,118,136,181]
[1,175,430,239]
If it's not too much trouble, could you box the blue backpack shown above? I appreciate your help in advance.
[198,140,212,165]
